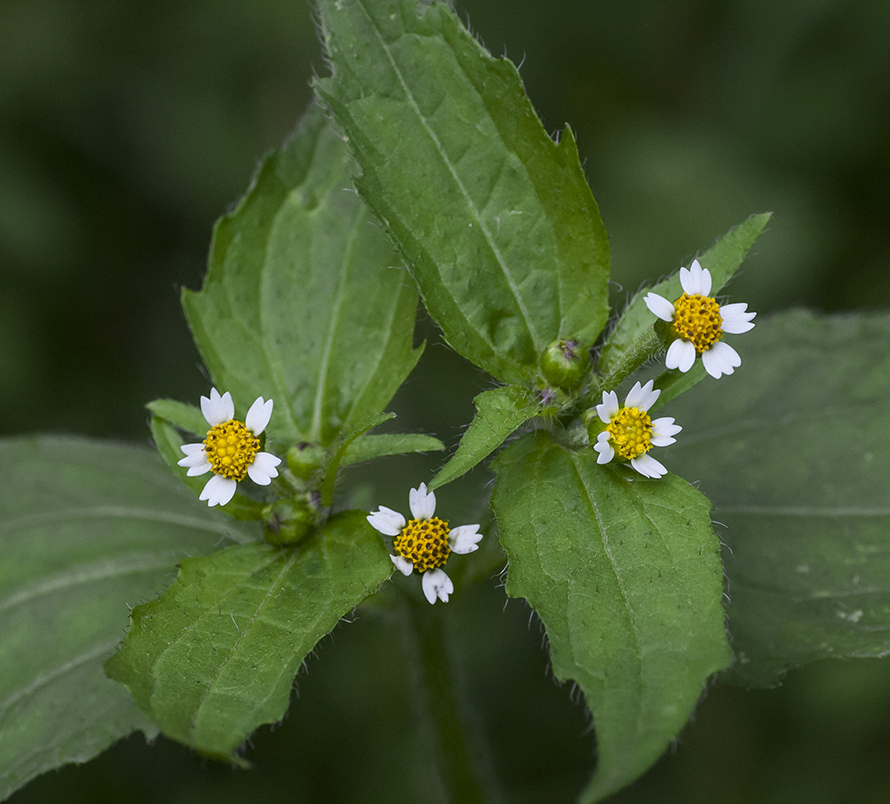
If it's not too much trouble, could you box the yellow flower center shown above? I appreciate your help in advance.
[607,407,653,461]
[394,516,451,573]
[672,293,723,353]
[203,420,260,481]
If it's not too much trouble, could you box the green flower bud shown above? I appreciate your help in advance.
[540,338,591,390]
[262,497,316,546]
[286,442,325,481]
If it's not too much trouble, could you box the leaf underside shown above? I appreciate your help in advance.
[314,0,611,385]
[0,436,257,800]
[182,102,421,448]
[492,432,730,802]
[667,309,890,687]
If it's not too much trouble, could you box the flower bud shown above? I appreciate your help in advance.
[540,338,591,390]
[262,498,316,546]
[286,442,325,481]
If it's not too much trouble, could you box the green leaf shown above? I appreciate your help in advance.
[146,398,207,436]
[492,432,730,802]
[105,511,391,760]
[314,0,610,385]
[430,385,542,490]
[666,310,890,687]
[597,213,771,387]
[0,436,256,800]
[149,417,266,521]
[182,102,421,447]
[341,432,445,467]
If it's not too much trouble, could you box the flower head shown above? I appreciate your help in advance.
[644,259,756,379]
[591,380,681,479]
[177,387,282,507]
[366,483,482,604]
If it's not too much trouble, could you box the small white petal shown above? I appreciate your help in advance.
[651,417,682,445]
[422,568,454,604]
[179,442,205,456]
[594,436,615,465]
[702,341,741,379]
[247,452,281,485]
[201,388,234,426]
[186,461,212,477]
[366,506,406,537]
[596,390,619,424]
[666,338,697,373]
[625,379,660,412]
[644,292,675,322]
[390,554,414,576]
[409,483,437,520]
[200,474,237,506]
[449,524,483,554]
[630,454,668,479]
[245,397,274,435]
[680,260,711,296]
[720,303,757,334]
[178,450,209,468]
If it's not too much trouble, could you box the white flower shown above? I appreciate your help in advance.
[366,482,483,604]
[644,259,756,379]
[592,380,682,479]
[177,387,282,507]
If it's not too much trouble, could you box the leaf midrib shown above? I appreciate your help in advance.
[353,0,543,349]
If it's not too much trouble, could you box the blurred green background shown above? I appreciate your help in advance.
[3,0,890,801]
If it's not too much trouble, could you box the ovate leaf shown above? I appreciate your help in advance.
[0,436,256,800]
[430,385,542,490]
[597,213,771,386]
[182,103,421,447]
[492,432,730,802]
[667,310,890,687]
[315,0,610,385]
[105,511,391,759]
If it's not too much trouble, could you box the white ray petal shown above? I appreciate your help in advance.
[630,454,667,479]
[702,341,741,379]
[449,524,483,554]
[596,390,619,424]
[422,568,454,604]
[366,506,406,536]
[666,338,696,372]
[390,555,414,576]
[644,292,675,322]
[200,474,237,507]
[409,483,436,520]
[245,397,274,435]
[625,379,659,412]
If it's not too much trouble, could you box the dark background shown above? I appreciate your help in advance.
[3,0,890,801]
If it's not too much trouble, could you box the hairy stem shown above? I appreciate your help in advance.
[403,595,498,804]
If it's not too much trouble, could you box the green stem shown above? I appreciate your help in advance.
[402,595,496,804]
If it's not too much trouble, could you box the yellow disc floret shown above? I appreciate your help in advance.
[394,516,451,573]
[203,420,260,481]
[606,407,654,461]
[672,293,723,353]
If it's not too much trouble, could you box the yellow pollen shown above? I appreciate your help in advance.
[203,419,260,481]
[394,516,451,573]
[607,407,654,461]
[672,293,723,353]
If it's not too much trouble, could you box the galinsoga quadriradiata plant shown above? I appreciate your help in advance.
[3,2,890,802]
